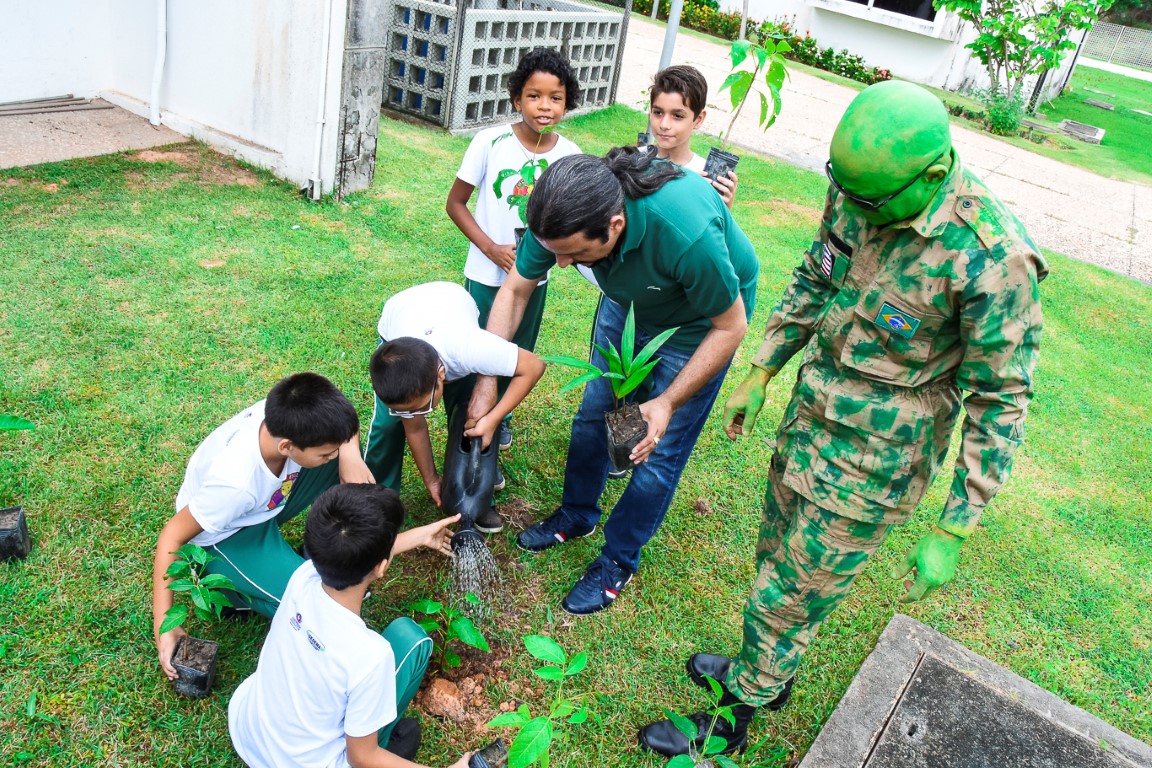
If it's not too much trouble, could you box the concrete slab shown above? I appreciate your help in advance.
[619,18,1152,284]
[0,99,186,170]
[798,614,1152,768]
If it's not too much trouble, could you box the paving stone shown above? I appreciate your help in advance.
[1085,98,1116,110]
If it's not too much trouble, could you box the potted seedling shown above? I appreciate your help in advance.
[705,36,791,182]
[544,303,678,473]
[0,415,35,562]
[408,593,491,669]
[664,674,741,768]
[161,543,236,699]
[484,635,591,768]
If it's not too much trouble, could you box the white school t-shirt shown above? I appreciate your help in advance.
[176,401,300,548]
[456,123,581,287]
[377,281,519,383]
[229,561,397,768]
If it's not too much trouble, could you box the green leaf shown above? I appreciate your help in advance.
[617,359,659,399]
[713,705,736,729]
[533,665,565,681]
[729,39,752,68]
[754,44,769,71]
[449,616,490,652]
[728,74,753,113]
[703,674,723,702]
[0,415,34,431]
[718,71,746,95]
[668,756,696,768]
[190,586,211,613]
[557,369,605,394]
[26,692,36,718]
[488,710,531,727]
[568,704,588,724]
[165,560,191,579]
[715,755,741,768]
[166,578,194,592]
[630,326,678,373]
[704,735,728,755]
[565,651,588,676]
[604,340,625,377]
[509,717,554,768]
[523,635,566,665]
[200,573,235,591]
[159,604,188,634]
[621,303,637,370]
[416,618,439,634]
[408,598,442,615]
[759,91,770,130]
[541,354,599,372]
[663,708,699,742]
[550,700,575,719]
[464,592,480,605]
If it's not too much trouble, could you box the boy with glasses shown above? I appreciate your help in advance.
[364,282,545,533]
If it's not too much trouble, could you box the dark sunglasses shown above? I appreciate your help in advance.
[825,151,946,212]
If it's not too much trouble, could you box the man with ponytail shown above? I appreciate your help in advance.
[470,146,758,616]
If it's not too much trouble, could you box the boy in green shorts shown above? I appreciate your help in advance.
[228,484,468,768]
[151,372,374,681]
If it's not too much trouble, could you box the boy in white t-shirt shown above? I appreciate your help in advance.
[151,373,375,682]
[648,64,739,209]
[363,282,545,533]
[229,483,470,768]
[445,47,583,453]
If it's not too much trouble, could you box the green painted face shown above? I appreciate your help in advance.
[828,81,953,226]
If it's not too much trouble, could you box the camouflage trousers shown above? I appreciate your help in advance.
[726,454,892,707]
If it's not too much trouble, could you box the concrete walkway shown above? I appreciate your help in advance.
[618,18,1151,283]
[0,100,186,171]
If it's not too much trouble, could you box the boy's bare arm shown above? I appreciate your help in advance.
[346,733,471,768]
[338,435,375,484]
[465,347,545,448]
[400,416,441,507]
[152,507,205,679]
[446,178,515,271]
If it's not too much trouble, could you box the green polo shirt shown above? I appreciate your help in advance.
[517,166,758,350]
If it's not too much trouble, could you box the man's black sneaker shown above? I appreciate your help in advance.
[687,653,794,711]
[384,717,421,760]
[516,508,596,552]
[220,605,255,621]
[493,463,506,492]
[607,466,630,479]
[475,503,503,534]
[561,555,633,615]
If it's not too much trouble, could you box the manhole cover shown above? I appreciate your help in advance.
[1058,119,1106,144]
[865,656,1128,767]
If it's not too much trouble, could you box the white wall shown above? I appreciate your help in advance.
[2,0,349,194]
[0,0,113,103]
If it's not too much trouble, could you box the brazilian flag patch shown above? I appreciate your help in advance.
[874,302,921,339]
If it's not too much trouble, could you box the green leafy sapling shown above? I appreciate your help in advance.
[666,675,741,768]
[408,593,491,669]
[543,302,678,413]
[160,543,236,663]
[717,37,790,151]
[486,635,591,768]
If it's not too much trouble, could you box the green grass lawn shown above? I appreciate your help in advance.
[1,105,1150,767]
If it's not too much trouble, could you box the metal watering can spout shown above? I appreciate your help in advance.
[441,404,497,548]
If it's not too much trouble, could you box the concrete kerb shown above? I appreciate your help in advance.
[619,17,1152,284]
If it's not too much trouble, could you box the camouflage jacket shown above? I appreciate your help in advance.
[751,158,1048,536]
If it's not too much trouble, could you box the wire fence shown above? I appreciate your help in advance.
[1084,21,1152,72]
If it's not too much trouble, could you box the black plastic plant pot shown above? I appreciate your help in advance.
[605,404,647,473]
[704,147,741,180]
[441,404,498,528]
[637,131,652,146]
[514,227,526,246]
[172,635,219,699]
[0,506,31,561]
[469,737,508,768]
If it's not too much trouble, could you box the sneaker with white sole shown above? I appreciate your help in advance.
[562,555,633,615]
[516,508,596,552]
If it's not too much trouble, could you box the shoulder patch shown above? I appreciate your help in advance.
[955,195,1006,251]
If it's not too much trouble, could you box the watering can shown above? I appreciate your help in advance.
[442,403,498,550]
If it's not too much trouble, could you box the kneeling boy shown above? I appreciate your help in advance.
[229,484,469,768]
[364,281,545,533]
[152,372,374,680]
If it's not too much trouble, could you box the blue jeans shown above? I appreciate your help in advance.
[560,298,731,572]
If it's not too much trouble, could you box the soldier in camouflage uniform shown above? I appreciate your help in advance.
[639,80,1048,758]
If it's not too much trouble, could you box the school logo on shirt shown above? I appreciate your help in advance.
[267,472,299,510]
[306,630,326,652]
[874,302,922,339]
[289,612,303,631]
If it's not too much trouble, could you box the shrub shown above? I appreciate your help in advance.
[980,86,1026,136]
